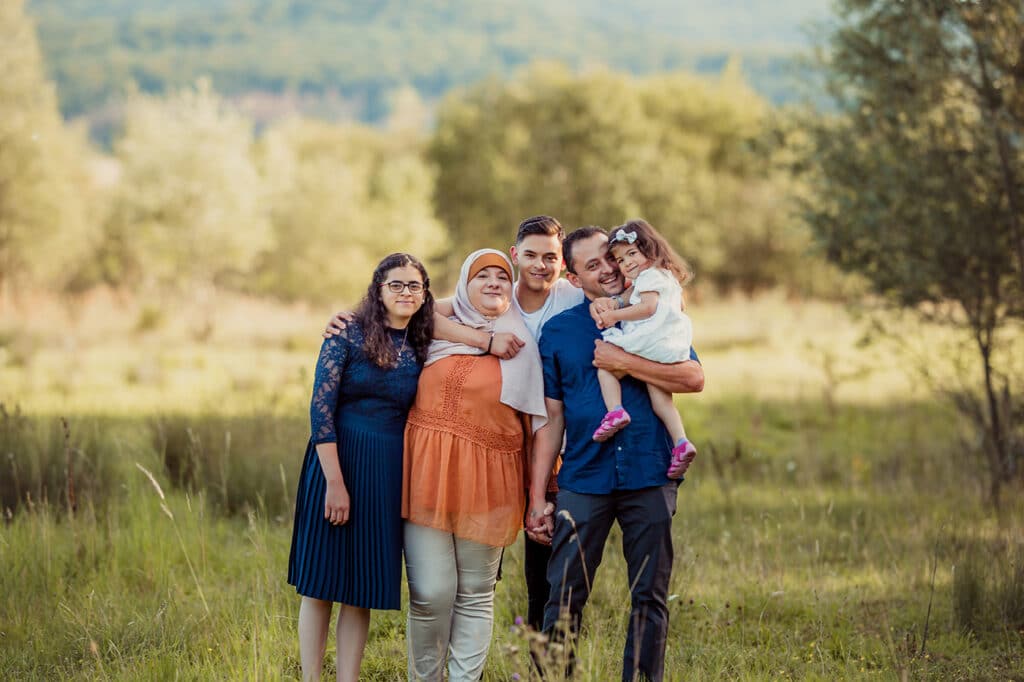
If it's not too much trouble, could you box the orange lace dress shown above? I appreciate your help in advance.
[402,354,529,547]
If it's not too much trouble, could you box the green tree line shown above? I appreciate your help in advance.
[27,0,812,131]
[2,0,827,303]
[430,60,823,293]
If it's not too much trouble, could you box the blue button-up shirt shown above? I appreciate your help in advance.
[539,300,699,495]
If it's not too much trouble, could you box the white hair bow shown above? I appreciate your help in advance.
[611,229,637,245]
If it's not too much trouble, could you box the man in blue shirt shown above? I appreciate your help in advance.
[527,226,704,681]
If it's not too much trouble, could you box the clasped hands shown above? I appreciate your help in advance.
[525,500,556,545]
[589,297,619,330]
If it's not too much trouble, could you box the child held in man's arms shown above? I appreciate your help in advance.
[590,220,697,479]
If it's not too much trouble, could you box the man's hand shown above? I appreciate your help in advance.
[595,340,704,393]
[592,340,629,378]
[323,311,355,339]
[525,500,555,545]
[490,332,526,360]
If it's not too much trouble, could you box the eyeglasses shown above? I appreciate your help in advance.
[381,280,425,294]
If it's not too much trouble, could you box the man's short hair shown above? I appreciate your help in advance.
[563,226,607,274]
[516,215,564,244]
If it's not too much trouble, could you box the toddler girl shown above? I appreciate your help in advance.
[590,219,697,478]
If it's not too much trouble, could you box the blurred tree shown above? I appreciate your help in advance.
[805,0,1023,504]
[430,61,811,293]
[254,118,446,304]
[385,86,433,134]
[0,0,92,299]
[430,63,647,277]
[102,80,270,293]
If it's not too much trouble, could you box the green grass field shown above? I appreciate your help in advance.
[2,292,1022,680]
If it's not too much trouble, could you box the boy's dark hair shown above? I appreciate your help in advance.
[563,226,607,274]
[516,215,564,244]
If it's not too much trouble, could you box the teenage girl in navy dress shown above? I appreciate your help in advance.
[288,253,434,681]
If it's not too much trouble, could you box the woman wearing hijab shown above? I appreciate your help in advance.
[402,249,547,681]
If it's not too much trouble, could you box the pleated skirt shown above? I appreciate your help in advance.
[287,422,404,609]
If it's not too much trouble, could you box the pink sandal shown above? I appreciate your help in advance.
[667,440,697,479]
[593,407,631,442]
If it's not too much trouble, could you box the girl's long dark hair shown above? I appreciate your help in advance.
[609,219,694,286]
[355,253,434,367]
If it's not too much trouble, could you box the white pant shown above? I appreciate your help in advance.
[404,522,503,681]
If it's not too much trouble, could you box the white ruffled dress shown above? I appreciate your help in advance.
[601,267,692,363]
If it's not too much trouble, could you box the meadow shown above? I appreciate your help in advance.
[1,291,1022,680]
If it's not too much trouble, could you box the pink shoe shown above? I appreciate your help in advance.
[592,407,631,442]
[667,440,697,479]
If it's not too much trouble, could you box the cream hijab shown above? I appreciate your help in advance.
[426,249,548,433]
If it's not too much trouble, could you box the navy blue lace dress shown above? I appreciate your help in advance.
[288,322,422,609]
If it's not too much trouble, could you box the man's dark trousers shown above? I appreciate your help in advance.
[542,483,677,682]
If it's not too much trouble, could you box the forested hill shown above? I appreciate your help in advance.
[28,0,823,127]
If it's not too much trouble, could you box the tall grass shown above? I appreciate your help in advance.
[0,404,129,514]
[2,397,1021,679]
[953,536,1024,636]
[150,414,306,517]
[2,399,968,521]
[2,410,307,519]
